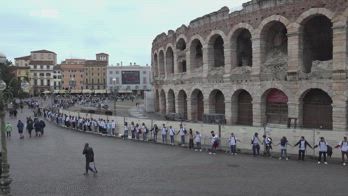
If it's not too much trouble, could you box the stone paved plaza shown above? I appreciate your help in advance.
[5,109,348,196]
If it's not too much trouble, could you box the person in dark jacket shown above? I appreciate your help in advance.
[39,120,46,136]
[82,143,97,175]
[26,117,34,138]
[17,120,24,139]
[294,136,313,161]
[34,119,40,136]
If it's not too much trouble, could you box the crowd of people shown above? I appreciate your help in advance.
[41,108,348,167]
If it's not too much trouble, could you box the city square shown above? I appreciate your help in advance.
[1,0,348,195]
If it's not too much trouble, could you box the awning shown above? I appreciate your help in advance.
[94,90,107,94]
[58,90,67,94]
[118,90,133,94]
[43,90,51,94]
[82,89,93,94]
[53,90,59,94]
[71,90,82,94]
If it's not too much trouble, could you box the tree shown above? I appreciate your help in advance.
[0,59,21,98]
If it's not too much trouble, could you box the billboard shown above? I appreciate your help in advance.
[122,71,140,84]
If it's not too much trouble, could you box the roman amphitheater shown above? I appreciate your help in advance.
[151,0,348,131]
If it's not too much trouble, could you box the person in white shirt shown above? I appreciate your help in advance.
[275,136,292,160]
[135,124,140,140]
[169,126,176,146]
[294,136,312,161]
[335,136,348,166]
[177,124,187,146]
[142,123,147,141]
[194,131,202,152]
[251,132,261,156]
[161,124,167,144]
[314,137,329,165]
[228,133,240,155]
[123,122,129,140]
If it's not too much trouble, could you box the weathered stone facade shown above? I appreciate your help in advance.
[151,0,348,131]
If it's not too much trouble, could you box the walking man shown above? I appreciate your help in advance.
[82,143,97,175]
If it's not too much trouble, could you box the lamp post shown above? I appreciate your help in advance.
[0,79,29,195]
[112,78,117,116]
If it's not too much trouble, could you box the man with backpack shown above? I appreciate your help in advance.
[294,136,312,161]
[314,137,329,165]
[177,124,187,146]
[335,136,348,166]
[161,124,168,144]
[228,133,240,155]
[251,132,261,156]
[169,126,176,146]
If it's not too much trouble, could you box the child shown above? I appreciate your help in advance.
[194,131,202,152]
[228,133,240,155]
[276,136,291,160]
[314,137,329,165]
[294,136,312,161]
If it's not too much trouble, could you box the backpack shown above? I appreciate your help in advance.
[280,139,287,146]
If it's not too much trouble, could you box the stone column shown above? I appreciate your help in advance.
[287,24,301,80]
[187,95,192,121]
[288,102,300,127]
[224,42,232,79]
[231,95,238,124]
[186,50,191,75]
[332,81,347,131]
[224,100,232,124]
[164,54,167,79]
[252,101,263,127]
[173,50,178,75]
[332,21,347,79]
[202,45,210,78]
[251,35,262,78]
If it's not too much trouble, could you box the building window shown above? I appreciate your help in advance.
[34,73,37,77]
[109,78,113,84]
[143,71,146,74]
[143,77,147,84]
[116,71,119,74]
[116,78,119,84]
[39,73,44,77]
[109,71,113,74]
[46,73,51,76]
[40,79,44,86]
[40,65,44,69]
[34,65,37,69]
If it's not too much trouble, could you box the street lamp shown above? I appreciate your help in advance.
[112,78,117,116]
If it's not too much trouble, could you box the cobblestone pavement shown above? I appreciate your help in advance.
[5,109,348,196]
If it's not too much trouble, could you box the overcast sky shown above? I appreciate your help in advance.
[0,0,246,65]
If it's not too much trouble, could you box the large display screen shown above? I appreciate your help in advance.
[122,71,140,84]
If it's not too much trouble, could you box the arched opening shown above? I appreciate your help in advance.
[160,90,166,115]
[232,29,252,67]
[261,21,288,74]
[167,89,175,113]
[191,89,204,121]
[208,35,225,68]
[301,15,333,73]
[155,89,160,112]
[232,90,253,125]
[209,89,225,114]
[264,89,288,125]
[177,90,188,120]
[158,51,165,75]
[176,38,187,73]
[165,47,174,75]
[153,53,158,77]
[190,39,203,71]
[302,89,332,129]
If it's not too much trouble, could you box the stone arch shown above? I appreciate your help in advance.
[229,25,254,67]
[158,50,165,76]
[189,38,203,71]
[177,89,188,120]
[231,89,253,125]
[153,52,158,77]
[259,18,288,72]
[190,88,204,122]
[207,30,226,68]
[209,89,225,115]
[298,13,333,73]
[299,88,333,130]
[261,88,289,125]
[159,89,166,114]
[167,89,175,113]
[165,47,174,75]
[176,37,187,73]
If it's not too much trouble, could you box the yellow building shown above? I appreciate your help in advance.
[84,53,108,90]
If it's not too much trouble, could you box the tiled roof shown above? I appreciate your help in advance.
[15,55,31,60]
[96,53,109,55]
[31,49,56,54]
[85,60,108,66]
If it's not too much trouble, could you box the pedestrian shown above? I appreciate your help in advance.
[275,136,291,160]
[177,124,187,146]
[161,124,167,144]
[135,124,140,140]
[262,134,273,157]
[82,143,97,175]
[142,123,147,141]
[228,133,240,155]
[209,131,219,155]
[26,118,34,138]
[194,131,202,152]
[123,122,129,140]
[294,136,312,161]
[169,126,175,146]
[39,119,46,136]
[130,122,135,139]
[152,124,159,143]
[188,129,194,150]
[314,137,329,165]
[111,120,116,136]
[17,120,24,139]
[5,122,12,138]
[334,136,348,166]
[251,132,261,156]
